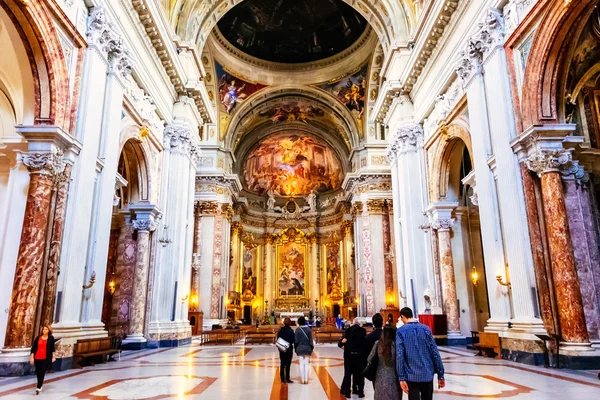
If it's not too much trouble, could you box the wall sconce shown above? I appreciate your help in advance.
[82,271,96,290]
[471,266,479,286]
[191,295,198,305]
[496,274,511,288]
[108,278,116,295]
[181,294,189,303]
[138,126,150,140]
[354,298,359,304]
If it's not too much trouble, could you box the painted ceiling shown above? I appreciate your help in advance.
[215,0,368,64]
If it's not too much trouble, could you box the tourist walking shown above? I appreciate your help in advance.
[294,316,314,384]
[338,317,367,398]
[364,313,383,389]
[396,307,445,400]
[30,325,56,395]
[277,318,295,384]
[367,325,402,400]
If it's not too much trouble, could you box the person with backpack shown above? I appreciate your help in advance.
[276,317,295,384]
[294,316,314,384]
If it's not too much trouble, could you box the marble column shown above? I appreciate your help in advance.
[265,234,274,311]
[3,151,65,349]
[125,206,159,346]
[389,163,408,308]
[310,235,319,313]
[527,150,591,349]
[189,204,202,312]
[430,205,461,337]
[230,222,242,294]
[111,215,136,337]
[382,201,395,300]
[430,227,443,311]
[40,163,72,328]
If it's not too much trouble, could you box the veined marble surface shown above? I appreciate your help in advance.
[0,341,599,399]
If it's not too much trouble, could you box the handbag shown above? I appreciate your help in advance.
[363,348,378,382]
[276,336,290,352]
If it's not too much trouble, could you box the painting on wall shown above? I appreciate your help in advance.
[318,64,367,137]
[241,247,258,297]
[278,242,306,296]
[326,244,343,299]
[243,133,343,196]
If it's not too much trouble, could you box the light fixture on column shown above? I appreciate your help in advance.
[496,274,511,288]
[471,266,479,286]
[108,276,116,295]
[82,271,96,290]
[181,294,189,303]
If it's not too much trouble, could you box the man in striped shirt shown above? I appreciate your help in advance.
[396,307,445,400]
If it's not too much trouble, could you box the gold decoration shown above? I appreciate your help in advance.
[138,126,150,140]
[371,156,388,165]
[370,89,378,101]
[351,202,364,216]
[206,72,212,82]
[366,199,387,215]
[197,201,219,215]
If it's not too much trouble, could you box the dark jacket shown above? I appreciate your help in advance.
[30,335,56,363]
[338,324,367,358]
[364,327,383,361]
[294,326,313,356]
[277,325,295,353]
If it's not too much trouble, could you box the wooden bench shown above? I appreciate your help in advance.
[474,332,501,359]
[314,328,343,344]
[199,329,241,345]
[244,329,276,345]
[74,336,121,368]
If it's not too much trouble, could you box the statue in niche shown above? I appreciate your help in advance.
[422,286,442,315]
[306,190,317,212]
[266,189,277,211]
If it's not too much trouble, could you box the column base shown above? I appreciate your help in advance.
[0,348,33,376]
[446,331,467,346]
[122,335,148,350]
[147,320,192,348]
[484,318,511,334]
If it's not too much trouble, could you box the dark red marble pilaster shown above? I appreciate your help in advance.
[541,172,589,343]
[40,163,72,328]
[519,162,556,335]
[4,154,61,348]
[382,202,394,297]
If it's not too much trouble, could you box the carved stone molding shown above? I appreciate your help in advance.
[366,199,387,215]
[133,218,158,232]
[164,124,199,161]
[22,151,65,177]
[197,201,219,215]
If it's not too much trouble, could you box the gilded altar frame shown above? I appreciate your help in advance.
[274,228,310,307]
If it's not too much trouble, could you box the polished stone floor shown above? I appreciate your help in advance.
[0,341,599,399]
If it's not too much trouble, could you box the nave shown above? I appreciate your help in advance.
[0,342,599,399]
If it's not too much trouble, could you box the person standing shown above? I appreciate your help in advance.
[277,318,295,384]
[338,318,367,398]
[396,307,445,400]
[364,313,383,363]
[294,316,314,384]
[30,325,56,395]
[367,326,402,400]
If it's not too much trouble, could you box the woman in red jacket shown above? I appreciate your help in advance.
[29,325,56,395]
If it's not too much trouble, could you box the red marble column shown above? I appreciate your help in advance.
[110,218,137,337]
[519,163,557,335]
[189,203,201,313]
[382,201,394,298]
[40,163,73,328]
[435,221,461,336]
[128,220,155,338]
[541,171,589,344]
[4,152,63,348]
[430,228,443,310]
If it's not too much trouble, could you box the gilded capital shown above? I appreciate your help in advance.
[231,221,243,235]
[265,233,276,244]
[197,201,219,215]
[366,199,386,215]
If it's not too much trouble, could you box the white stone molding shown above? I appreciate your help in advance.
[423,79,465,137]
[22,151,65,176]
[387,123,424,161]
[164,124,199,161]
[132,218,158,232]
[123,76,163,132]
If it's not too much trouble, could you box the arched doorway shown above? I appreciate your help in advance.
[101,137,154,340]
[434,128,490,334]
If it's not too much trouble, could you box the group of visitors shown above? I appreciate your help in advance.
[276,316,314,384]
[337,307,445,400]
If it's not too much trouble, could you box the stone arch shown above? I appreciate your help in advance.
[430,122,473,202]
[0,1,72,131]
[117,124,152,205]
[172,0,411,53]
[224,85,361,152]
[521,0,597,128]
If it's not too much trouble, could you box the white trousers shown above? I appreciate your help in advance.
[298,355,310,382]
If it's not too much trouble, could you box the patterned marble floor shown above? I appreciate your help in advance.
[0,341,599,399]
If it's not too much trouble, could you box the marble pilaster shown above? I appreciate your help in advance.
[310,235,319,313]
[527,150,591,349]
[125,205,159,345]
[430,204,461,337]
[190,205,202,312]
[265,234,274,313]
[3,151,65,349]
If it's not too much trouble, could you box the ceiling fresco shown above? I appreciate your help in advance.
[243,133,343,196]
[318,64,368,137]
[215,0,368,64]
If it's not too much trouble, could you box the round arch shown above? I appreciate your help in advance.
[224,85,361,152]
[429,122,473,202]
[0,1,72,131]
[117,123,152,204]
[170,0,412,53]
[521,0,597,128]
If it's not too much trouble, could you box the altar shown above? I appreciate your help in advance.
[279,312,306,319]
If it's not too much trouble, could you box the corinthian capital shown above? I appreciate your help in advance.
[133,218,158,232]
[164,124,193,154]
[526,149,574,176]
[86,7,109,46]
[431,218,454,231]
[393,123,424,155]
[22,151,65,176]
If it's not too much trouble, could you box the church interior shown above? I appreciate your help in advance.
[1,0,600,398]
